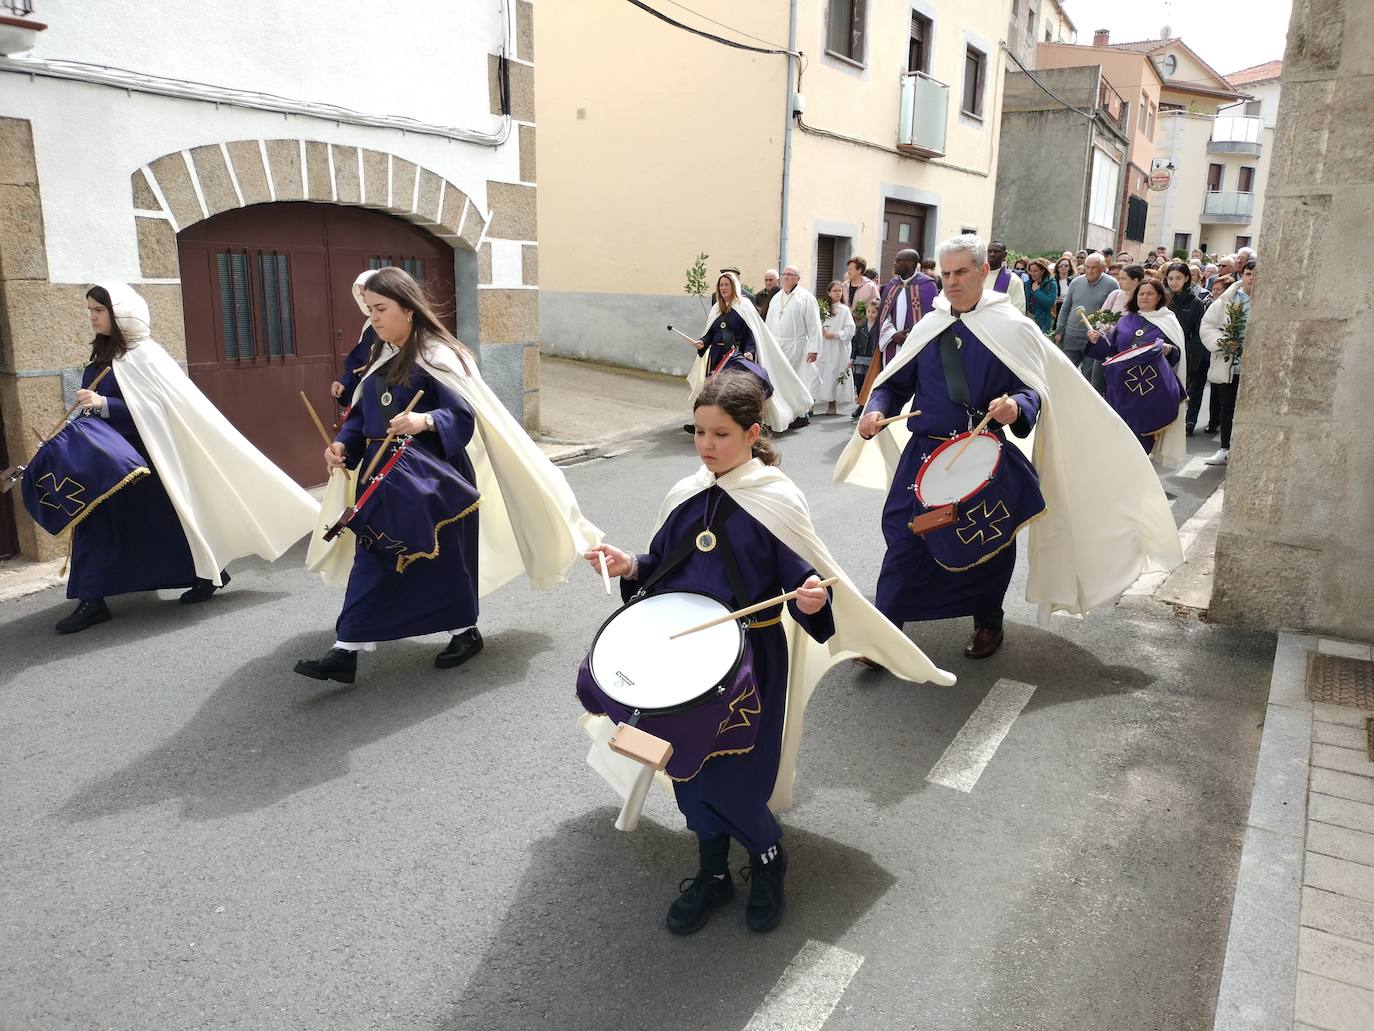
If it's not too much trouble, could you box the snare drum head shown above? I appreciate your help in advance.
[590,592,743,712]
[915,433,1003,506]
[1104,341,1162,366]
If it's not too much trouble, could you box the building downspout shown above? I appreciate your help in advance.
[779,0,797,268]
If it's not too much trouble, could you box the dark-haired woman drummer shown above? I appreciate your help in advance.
[586,373,833,936]
[294,267,483,683]
[55,286,202,632]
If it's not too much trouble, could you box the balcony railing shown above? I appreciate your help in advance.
[898,71,949,158]
[1096,79,1125,132]
[2,1,35,14]
[1200,190,1255,223]
[0,0,45,56]
[1208,115,1264,155]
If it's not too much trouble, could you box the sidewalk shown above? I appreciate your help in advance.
[535,354,685,463]
[1214,631,1374,1030]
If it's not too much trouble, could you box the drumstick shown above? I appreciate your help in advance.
[666,325,700,345]
[872,410,922,429]
[945,394,1009,471]
[358,390,425,483]
[301,391,351,481]
[42,367,112,442]
[299,391,334,446]
[669,577,839,640]
[597,551,612,595]
[1075,306,1095,333]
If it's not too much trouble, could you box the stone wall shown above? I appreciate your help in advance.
[1211,0,1374,638]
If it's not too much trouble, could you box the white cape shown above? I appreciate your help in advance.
[835,290,1182,621]
[581,458,956,826]
[686,273,813,430]
[1136,307,1188,468]
[306,339,602,596]
[100,283,317,584]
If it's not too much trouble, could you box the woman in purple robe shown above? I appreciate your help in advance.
[295,269,482,684]
[55,287,203,634]
[1085,278,1185,452]
[586,373,834,936]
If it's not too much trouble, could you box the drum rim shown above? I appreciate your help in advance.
[1103,340,1164,365]
[914,430,1004,508]
[587,588,748,716]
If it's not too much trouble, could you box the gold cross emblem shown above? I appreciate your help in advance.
[955,499,1011,546]
[35,473,86,516]
[1124,364,1158,396]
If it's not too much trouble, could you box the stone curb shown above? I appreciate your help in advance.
[1213,629,1314,1030]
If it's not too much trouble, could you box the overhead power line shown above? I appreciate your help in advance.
[622,0,798,56]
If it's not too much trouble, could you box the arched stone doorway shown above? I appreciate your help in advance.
[177,203,458,485]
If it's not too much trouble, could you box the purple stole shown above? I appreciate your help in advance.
[877,277,922,364]
[993,266,1011,293]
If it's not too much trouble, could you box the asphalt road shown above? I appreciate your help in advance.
[0,412,1272,1031]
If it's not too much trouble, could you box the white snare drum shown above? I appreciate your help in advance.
[589,591,746,714]
[1103,341,1163,366]
[914,431,1003,507]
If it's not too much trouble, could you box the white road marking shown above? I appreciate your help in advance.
[1174,456,1208,479]
[926,678,1038,793]
[743,940,864,1031]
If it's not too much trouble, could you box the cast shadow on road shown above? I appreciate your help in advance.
[57,628,552,822]
[796,619,1156,813]
[0,588,287,691]
[438,809,893,1031]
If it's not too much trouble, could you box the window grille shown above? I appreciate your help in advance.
[216,250,254,360]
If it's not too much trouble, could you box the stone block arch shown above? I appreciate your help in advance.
[126,138,540,430]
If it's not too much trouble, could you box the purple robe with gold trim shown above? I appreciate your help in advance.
[625,486,834,853]
[867,323,1041,623]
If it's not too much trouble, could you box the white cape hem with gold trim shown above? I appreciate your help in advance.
[835,290,1182,621]
[579,457,955,827]
[100,283,317,584]
[306,341,602,595]
[686,274,813,431]
[1136,307,1188,468]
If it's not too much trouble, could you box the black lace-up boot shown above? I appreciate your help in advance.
[55,598,111,634]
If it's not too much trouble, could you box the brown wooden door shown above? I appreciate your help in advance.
[814,235,837,298]
[177,203,455,486]
[880,199,929,280]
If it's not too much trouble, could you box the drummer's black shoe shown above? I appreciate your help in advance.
[435,628,483,669]
[667,835,734,935]
[786,415,811,430]
[56,598,111,634]
[180,570,230,605]
[964,626,1004,660]
[741,843,788,933]
[294,648,357,684]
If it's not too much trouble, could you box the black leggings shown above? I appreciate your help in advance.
[1216,377,1240,449]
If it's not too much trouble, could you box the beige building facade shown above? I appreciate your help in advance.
[1131,40,1276,258]
[537,0,1011,375]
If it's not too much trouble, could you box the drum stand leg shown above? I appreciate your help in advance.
[615,763,655,833]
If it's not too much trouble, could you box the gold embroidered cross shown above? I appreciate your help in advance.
[36,473,86,516]
[1125,364,1158,396]
[955,499,1011,546]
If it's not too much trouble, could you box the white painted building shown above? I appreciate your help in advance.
[0,0,538,562]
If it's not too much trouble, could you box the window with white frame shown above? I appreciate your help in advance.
[1089,150,1121,229]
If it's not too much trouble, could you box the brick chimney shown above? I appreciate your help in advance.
[1093,28,1110,47]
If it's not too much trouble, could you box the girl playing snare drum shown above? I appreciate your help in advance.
[586,373,834,935]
